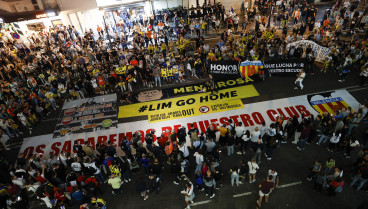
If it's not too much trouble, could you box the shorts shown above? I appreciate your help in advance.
[185,193,195,202]
[259,190,270,197]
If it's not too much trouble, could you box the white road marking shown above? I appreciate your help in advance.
[277,181,302,188]
[190,200,213,206]
[232,181,302,198]
[233,192,252,198]
[347,86,368,92]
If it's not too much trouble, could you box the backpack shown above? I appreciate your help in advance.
[268,137,277,147]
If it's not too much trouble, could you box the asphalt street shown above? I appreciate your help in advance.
[17,59,368,209]
[6,4,368,209]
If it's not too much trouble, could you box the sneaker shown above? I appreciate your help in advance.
[338,80,343,82]
[239,181,243,184]
[144,195,149,200]
[297,147,301,150]
[124,179,128,182]
[112,191,115,195]
[249,181,252,183]
[307,178,312,181]
[205,193,208,196]
[346,156,350,159]
[294,87,298,89]
[257,200,261,207]
[236,151,242,155]
[253,179,256,183]
[210,194,215,198]
[173,181,179,185]
[267,158,272,160]
[200,188,204,191]
[190,200,194,204]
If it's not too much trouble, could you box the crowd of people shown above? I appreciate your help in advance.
[0,0,368,208]
[0,101,367,209]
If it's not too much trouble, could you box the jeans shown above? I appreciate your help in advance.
[298,138,307,150]
[231,173,239,186]
[318,134,329,144]
[5,128,14,138]
[95,172,105,183]
[350,175,368,190]
[195,164,202,173]
[154,76,161,86]
[266,147,275,158]
[122,170,130,181]
[254,150,262,164]
[227,145,234,155]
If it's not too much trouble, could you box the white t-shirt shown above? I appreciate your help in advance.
[268,170,278,182]
[248,161,259,174]
[194,152,204,165]
[179,144,189,158]
[251,130,261,142]
[71,162,82,172]
[235,126,245,138]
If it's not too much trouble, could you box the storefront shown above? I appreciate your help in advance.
[16,12,64,32]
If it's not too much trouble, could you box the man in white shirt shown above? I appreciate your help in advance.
[251,127,261,143]
[267,169,279,188]
[193,151,204,173]
[179,143,190,159]
[235,122,245,143]
[260,122,267,138]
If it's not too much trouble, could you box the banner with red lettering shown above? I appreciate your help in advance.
[19,90,360,158]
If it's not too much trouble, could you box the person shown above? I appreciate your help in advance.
[252,138,263,164]
[136,176,149,200]
[248,157,259,183]
[238,130,250,154]
[203,170,216,198]
[219,124,228,147]
[108,174,122,195]
[148,173,160,194]
[325,157,335,175]
[230,165,243,186]
[297,124,310,151]
[181,175,195,209]
[227,132,235,156]
[307,160,322,181]
[194,150,204,173]
[314,171,327,192]
[267,169,279,189]
[91,197,106,209]
[257,176,274,207]
[294,69,306,90]
[350,165,368,190]
[327,177,344,196]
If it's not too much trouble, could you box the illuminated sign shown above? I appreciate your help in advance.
[36,13,48,19]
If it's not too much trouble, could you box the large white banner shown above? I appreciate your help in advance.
[287,40,331,63]
[19,90,360,158]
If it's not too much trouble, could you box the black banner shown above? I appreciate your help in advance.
[263,59,306,76]
[209,61,241,81]
[53,94,118,138]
